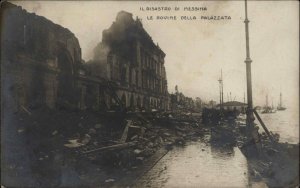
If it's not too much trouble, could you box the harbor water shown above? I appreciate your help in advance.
[135,109,299,187]
[256,108,299,144]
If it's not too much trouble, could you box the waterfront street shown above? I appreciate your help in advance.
[135,140,253,187]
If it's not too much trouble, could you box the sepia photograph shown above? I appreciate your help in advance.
[1,0,299,187]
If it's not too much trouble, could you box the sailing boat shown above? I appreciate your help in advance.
[261,94,276,113]
[277,92,287,111]
[271,99,277,113]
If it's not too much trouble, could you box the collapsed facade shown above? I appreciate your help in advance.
[1,3,169,112]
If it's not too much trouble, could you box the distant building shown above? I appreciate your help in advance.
[170,86,196,111]
[208,100,217,108]
[194,97,203,111]
[217,101,247,111]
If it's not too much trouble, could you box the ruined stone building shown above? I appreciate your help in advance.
[1,2,83,111]
[1,3,169,112]
[88,11,170,111]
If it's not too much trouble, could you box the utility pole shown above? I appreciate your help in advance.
[244,0,258,142]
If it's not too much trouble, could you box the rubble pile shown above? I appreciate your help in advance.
[245,141,299,187]
[233,115,299,187]
[73,111,204,170]
[4,108,127,187]
[4,108,207,186]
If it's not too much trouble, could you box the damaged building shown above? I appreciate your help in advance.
[86,11,170,111]
[1,3,169,113]
[1,2,83,111]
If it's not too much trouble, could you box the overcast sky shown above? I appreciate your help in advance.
[14,1,299,110]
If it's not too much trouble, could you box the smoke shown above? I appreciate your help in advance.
[82,42,111,79]
[93,42,110,62]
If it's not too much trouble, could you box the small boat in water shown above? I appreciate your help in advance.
[261,95,276,114]
[261,107,276,114]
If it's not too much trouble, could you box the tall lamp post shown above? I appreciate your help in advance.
[244,0,255,138]
[244,0,259,144]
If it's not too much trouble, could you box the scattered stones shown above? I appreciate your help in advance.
[134,149,142,155]
[105,178,115,183]
[81,134,91,145]
[163,132,171,137]
[94,123,102,129]
[52,130,58,135]
[157,136,164,144]
[147,142,154,147]
[88,128,96,135]
[136,157,144,161]
[130,135,138,141]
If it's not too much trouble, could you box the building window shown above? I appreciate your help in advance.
[129,68,132,84]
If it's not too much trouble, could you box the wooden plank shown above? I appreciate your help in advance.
[82,141,136,154]
[21,105,32,115]
[119,120,131,143]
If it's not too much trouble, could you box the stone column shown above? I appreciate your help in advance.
[125,65,129,84]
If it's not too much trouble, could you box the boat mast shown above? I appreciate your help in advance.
[279,92,282,108]
[218,69,224,109]
[221,69,224,105]
[218,74,222,108]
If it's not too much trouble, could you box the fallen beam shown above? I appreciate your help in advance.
[120,120,131,143]
[21,105,32,115]
[253,109,275,143]
[82,141,137,154]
